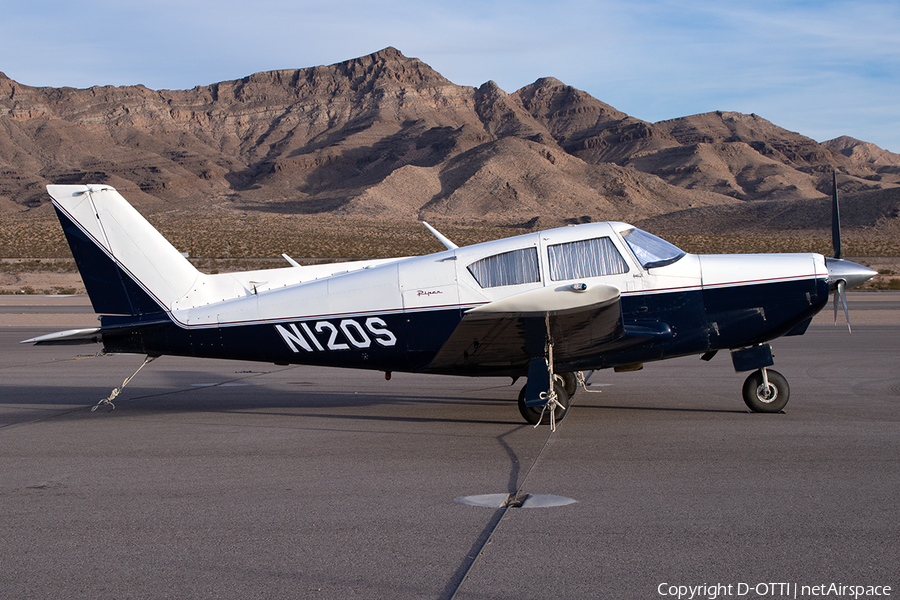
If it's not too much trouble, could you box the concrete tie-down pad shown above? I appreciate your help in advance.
[454,493,577,509]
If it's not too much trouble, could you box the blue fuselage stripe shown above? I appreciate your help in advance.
[100,277,829,377]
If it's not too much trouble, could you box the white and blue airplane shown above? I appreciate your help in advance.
[24,180,875,425]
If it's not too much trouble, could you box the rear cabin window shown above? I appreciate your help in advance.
[467,247,540,288]
[547,237,629,281]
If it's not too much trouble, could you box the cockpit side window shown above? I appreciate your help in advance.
[620,228,686,269]
[467,247,540,288]
[547,237,629,281]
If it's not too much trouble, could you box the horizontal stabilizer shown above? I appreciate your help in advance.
[20,328,102,345]
[21,312,174,346]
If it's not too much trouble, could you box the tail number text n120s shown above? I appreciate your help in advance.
[275,318,397,353]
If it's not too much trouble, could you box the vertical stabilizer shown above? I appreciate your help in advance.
[49,185,200,316]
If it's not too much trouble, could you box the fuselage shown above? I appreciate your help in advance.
[100,221,831,377]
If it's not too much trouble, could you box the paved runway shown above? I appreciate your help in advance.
[1,294,898,599]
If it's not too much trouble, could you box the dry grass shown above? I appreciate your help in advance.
[148,211,520,260]
[0,216,72,258]
[2,212,897,293]
[0,212,522,260]
[5,212,899,260]
[0,258,79,273]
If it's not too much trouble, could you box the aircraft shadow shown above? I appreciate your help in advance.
[576,402,748,415]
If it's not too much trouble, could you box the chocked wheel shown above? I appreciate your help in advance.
[518,381,570,426]
[742,369,790,413]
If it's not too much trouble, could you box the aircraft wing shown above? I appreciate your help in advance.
[428,284,624,373]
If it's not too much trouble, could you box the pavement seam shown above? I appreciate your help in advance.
[445,399,572,599]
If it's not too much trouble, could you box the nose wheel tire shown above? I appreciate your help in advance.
[742,369,790,413]
[518,381,570,426]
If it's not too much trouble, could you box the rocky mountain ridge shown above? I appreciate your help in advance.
[2,47,899,237]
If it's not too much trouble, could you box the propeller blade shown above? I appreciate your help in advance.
[833,283,837,324]
[833,280,851,332]
[832,168,842,259]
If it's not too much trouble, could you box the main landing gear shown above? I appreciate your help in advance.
[518,376,571,426]
[517,320,580,429]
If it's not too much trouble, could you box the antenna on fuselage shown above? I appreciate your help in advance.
[282,253,302,267]
[422,221,458,250]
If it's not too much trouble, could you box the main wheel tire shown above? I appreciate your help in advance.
[518,382,570,426]
[742,369,790,413]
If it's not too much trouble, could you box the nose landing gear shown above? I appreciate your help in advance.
[742,367,790,413]
[731,344,790,413]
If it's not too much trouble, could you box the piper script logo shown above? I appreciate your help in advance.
[276,317,397,353]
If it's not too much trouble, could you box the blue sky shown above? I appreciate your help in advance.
[4,0,899,151]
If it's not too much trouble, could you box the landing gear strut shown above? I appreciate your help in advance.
[517,314,575,428]
[742,367,790,413]
[731,344,790,413]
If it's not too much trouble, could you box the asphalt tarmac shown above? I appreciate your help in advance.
[1,294,898,599]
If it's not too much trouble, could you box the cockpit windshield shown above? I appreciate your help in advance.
[620,228,686,269]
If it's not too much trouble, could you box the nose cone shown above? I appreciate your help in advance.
[826,258,877,290]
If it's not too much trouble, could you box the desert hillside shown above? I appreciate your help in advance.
[2,46,899,264]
